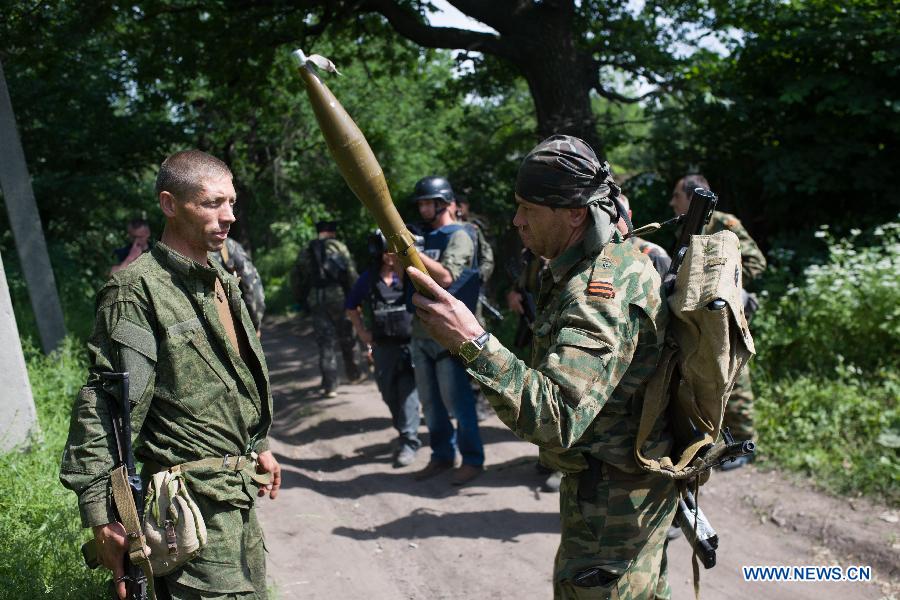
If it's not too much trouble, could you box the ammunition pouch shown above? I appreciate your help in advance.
[143,468,207,576]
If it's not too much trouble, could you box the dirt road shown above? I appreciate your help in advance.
[257,315,898,599]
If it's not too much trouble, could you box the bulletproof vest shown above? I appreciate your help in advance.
[368,271,412,343]
[634,230,756,482]
[410,223,481,312]
[310,239,349,288]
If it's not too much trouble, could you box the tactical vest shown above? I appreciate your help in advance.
[368,270,412,343]
[409,223,481,312]
[309,239,349,289]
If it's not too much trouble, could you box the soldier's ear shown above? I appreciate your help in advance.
[159,191,177,218]
[568,207,589,228]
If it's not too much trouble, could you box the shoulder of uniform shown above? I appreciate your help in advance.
[712,210,741,230]
[100,253,161,307]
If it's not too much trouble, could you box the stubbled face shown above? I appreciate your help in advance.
[512,195,572,260]
[172,174,237,254]
[416,198,443,223]
[128,225,151,249]
[670,179,691,216]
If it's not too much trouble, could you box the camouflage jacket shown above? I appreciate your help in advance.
[210,238,266,330]
[461,215,495,284]
[60,242,272,528]
[468,234,671,473]
[678,211,766,284]
[292,238,357,308]
[631,236,671,277]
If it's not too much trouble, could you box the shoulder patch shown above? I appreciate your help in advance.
[586,279,615,299]
[725,218,739,228]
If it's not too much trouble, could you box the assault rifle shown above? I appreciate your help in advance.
[81,371,153,600]
[505,253,538,348]
[663,187,718,294]
[478,294,504,323]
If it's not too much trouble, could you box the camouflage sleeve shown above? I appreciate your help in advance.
[59,282,158,527]
[441,229,476,282]
[229,241,266,330]
[475,226,495,283]
[467,283,643,450]
[724,217,767,283]
[339,240,358,284]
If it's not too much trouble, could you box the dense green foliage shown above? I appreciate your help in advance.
[0,340,106,599]
[752,220,899,503]
[647,0,900,240]
[1,1,897,566]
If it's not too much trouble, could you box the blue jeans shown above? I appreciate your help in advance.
[410,337,484,466]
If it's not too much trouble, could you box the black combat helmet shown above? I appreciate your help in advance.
[410,176,454,204]
[367,229,387,259]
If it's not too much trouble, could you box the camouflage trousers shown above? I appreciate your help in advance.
[554,471,677,599]
[723,364,755,441]
[158,498,267,599]
[311,299,360,389]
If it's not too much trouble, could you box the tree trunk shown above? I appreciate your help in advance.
[518,47,603,156]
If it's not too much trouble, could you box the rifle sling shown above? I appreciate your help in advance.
[110,465,156,597]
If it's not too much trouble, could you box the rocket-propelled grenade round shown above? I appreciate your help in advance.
[291,49,432,294]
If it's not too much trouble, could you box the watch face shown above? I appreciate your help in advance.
[458,342,478,364]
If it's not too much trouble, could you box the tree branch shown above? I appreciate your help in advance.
[360,0,517,61]
[443,0,520,33]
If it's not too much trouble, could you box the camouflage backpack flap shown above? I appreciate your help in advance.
[635,230,755,480]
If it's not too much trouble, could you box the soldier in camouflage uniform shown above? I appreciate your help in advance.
[60,150,281,600]
[293,221,363,396]
[616,194,672,277]
[671,174,766,468]
[410,136,677,598]
[210,237,266,333]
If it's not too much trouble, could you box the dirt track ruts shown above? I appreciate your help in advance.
[257,315,899,599]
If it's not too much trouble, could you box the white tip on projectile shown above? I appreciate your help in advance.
[291,49,308,67]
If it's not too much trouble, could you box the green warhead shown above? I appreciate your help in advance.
[291,49,431,293]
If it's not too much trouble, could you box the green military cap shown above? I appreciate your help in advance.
[515,134,620,210]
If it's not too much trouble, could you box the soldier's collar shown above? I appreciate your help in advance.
[548,231,622,284]
[152,242,219,285]
[548,240,587,284]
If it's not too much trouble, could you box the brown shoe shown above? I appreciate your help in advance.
[451,464,484,486]
[413,460,454,481]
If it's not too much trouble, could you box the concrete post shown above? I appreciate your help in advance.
[0,57,66,354]
[0,250,39,451]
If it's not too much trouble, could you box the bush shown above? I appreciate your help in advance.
[755,369,899,505]
[753,220,900,378]
[0,339,106,599]
[752,219,900,504]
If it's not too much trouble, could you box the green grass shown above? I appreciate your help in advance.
[0,339,106,599]
[750,219,900,506]
[754,369,899,505]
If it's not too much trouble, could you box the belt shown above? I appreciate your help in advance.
[143,451,272,486]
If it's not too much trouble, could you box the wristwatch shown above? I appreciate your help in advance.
[457,331,490,365]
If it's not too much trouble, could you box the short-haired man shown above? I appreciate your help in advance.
[671,174,766,468]
[61,150,281,599]
[409,136,676,597]
[408,175,486,486]
[110,217,153,275]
